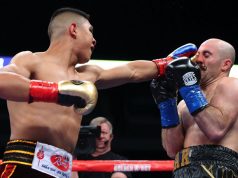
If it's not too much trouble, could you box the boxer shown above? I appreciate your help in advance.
[0,7,197,178]
[151,38,238,178]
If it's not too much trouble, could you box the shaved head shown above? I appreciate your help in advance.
[48,7,90,40]
[202,38,236,64]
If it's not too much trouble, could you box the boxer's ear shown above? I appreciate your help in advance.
[221,58,232,72]
[69,23,77,39]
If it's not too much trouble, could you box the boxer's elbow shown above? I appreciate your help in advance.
[165,146,180,159]
[206,129,225,142]
[168,151,179,159]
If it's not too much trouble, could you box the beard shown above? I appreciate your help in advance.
[199,63,207,71]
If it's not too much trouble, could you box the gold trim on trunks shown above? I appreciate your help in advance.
[7,140,36,145]
[2,160,32,166]
[174,147,191,170]
[4,150,34,156]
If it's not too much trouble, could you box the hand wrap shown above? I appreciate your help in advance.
[29,80,98,115]
[152,43,197,76]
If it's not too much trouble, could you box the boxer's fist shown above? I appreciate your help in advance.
[150,76,179,128]
[29,80,98,115]
[167,43,198,58]
[150,76,176,104]
[165,56,201,88]
[165,57,208,116]
[152,43,197,76]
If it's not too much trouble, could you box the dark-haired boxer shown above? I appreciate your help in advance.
[0,7,197,178]
[151,38,238,178]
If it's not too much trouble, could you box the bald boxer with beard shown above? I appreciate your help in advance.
[151,38,238,178]
[0,7,197,178]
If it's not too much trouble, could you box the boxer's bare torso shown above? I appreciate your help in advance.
[3,50,158,153]
[6,51,96,153]
[179,77,238,153]
[1,13,158,153]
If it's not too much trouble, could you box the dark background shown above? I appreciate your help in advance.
[0,0,237,177]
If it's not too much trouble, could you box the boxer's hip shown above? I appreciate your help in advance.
[1,139,73,178]
[173,145,238,177]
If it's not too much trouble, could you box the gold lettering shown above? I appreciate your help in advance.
[174,153,180,170]
[181,148,190,166]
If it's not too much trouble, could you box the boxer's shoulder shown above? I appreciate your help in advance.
[11,51,38,64]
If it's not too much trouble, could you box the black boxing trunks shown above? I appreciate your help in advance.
[0,140,73,178]
[173,145,238,178]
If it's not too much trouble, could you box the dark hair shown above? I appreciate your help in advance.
[50,7,90,20]
[48,7,90,40]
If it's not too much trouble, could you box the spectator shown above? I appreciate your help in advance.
[78,117,132,178]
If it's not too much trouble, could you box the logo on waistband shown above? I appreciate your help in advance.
[37,146,45,166]
[50,155,70,171]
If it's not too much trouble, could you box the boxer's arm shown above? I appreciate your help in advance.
[1,51,34,78]
[0,72,30,101]
[150,76,184,158]
[193,78,238,141]
[0,52,45,101]
[161,101,185,158]
[76,61,157,88]
[162,127,184,158]
[94,44,197,89]
[94,60,158,89]
[1,52,97,115]
[0,72,97,115]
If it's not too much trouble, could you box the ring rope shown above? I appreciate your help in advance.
[0,160,174,172]
[72,160,174,172]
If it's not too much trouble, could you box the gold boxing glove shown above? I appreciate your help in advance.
[29,80,98,115]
